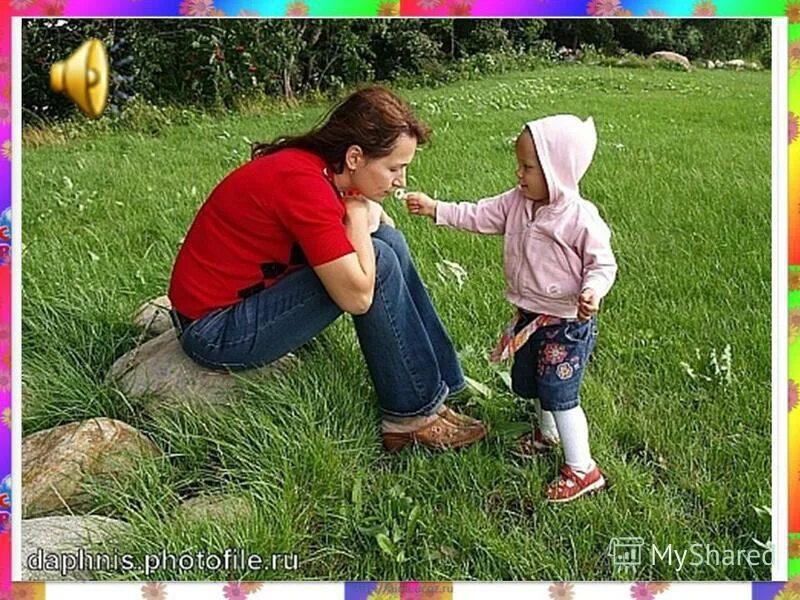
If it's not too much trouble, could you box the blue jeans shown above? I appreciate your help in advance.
[510,312,598,412]
[177,224,465,417]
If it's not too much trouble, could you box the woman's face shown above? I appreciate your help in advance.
[348,133,417,201]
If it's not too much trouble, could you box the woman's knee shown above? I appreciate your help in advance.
[373,238,402,278]
[373,224,410,261]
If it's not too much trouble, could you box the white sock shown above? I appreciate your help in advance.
[552,406,595,474]
[382,413,439,433]
[535,398,560,441]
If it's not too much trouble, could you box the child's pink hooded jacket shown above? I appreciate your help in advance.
[435,114,617,319]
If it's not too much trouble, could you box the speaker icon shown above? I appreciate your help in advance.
[49,38,109,119]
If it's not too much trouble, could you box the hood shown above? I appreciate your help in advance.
[525,114,597,207]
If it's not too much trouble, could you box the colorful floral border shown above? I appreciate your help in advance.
[3,580,800,598]
[0,0,796,595]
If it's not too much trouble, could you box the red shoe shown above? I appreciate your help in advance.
[515,429,560,457]
[545,464,607,503]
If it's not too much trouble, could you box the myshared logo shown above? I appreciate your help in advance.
[608,537,773,573]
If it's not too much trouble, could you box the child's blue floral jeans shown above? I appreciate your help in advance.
[510,310,598,412]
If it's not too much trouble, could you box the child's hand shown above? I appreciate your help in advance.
[405,192,437,219]
[577,288,599,321]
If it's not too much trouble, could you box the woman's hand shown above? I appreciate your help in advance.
[366,199,384,233]
[405,192,437,219]
[380,208,395,228]
[314,194,376,315]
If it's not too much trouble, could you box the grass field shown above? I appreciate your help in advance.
[22,65,773,581]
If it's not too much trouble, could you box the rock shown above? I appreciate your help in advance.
[177,493,254,524]
[706,60,715,69]
[648,51,691,71]
[133,295,173,337]
[108,330,238,409]
[725,59,746,69]
[108,329,294,411]
[715,60,725,69]
[22,515,130,581]
[747,61,762,71]
[22,418,162,518]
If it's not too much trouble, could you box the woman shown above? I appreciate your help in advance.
[167,86,486,451]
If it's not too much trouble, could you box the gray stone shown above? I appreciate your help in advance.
[177,493,254,524]
[133,295,173,337]
[108,329,294,411]
[22,418,162,518]
[108,330,237,409]
[706,60,716,69]
[725,59,746,69]
[648,51,691,71]
[22,515,130,581]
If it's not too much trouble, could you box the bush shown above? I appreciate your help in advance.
[22,18,771,124]
[371,22,443,80]
[455,20,512,57]
[527,39,559,62]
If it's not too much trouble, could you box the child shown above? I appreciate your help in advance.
[405,114,617,503]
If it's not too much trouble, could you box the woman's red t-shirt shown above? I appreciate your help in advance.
[168,148,355,320]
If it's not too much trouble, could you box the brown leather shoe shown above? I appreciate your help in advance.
[383,414,487,452]
[437,404,484,429]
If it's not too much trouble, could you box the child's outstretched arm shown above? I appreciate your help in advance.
[405,191,438,219]
[405,190,512,234]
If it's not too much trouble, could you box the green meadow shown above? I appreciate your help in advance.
[22,65,772,580]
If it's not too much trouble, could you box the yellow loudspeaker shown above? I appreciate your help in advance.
[50,39,109,119]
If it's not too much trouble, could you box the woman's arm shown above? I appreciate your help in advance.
[313,198,376,315]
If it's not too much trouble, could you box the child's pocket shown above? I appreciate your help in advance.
[563,319,592,343]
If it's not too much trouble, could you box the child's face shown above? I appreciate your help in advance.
[515,131,549,203]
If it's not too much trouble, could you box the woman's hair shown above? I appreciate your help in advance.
[250,86,431,172]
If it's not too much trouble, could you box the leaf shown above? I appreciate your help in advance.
[88,251,100,262]
[357,523,384,537]
[406,504,421,540]
[753,505,772,517]
[464,376,491,398]
[351,477,363,511]
[491,421,532,439]
[435,259,468,289]
[498,370,513,392]
[752,538,772,551]
[440,545,458,559]
[392,521,403,544]
[376,533,396,557]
